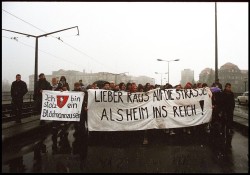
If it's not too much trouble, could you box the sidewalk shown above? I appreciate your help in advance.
[233,111,248,134]
[2,115,53,143]
[233,106,248,128]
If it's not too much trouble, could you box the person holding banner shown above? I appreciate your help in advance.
[71,82,88,161]
[91,82,98,89]
[210,86,223,127]
[168,84,177,136]
[72,82,88,134]
[102,81,110,90]
[33,73,52,125]
[109,81,115,91]
[130,82,137,93]
[55,76,70,91]
[119,82,126,91]
[182,82,193,135]
[126,82,132,92]
[51,77,58,91]
[55,76,71,127]
[142,82,151,145]
[137,84,144,92]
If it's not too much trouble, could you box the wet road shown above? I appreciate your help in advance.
[2,122,248,173]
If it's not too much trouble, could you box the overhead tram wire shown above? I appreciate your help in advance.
[2,9,45,33]
[2,35,84,69]
[2,9,74,41]
[2,8,119,73]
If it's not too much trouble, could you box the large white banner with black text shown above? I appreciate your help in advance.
[87,88,213,131]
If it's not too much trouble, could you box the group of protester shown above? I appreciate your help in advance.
[11,73,235,148]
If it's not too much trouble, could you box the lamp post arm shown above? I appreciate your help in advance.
[37,26,79,38]
[2,29,36,38]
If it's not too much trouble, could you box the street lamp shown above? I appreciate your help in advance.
[157,59,180,84]
[155,72,168,86]
[215,2,218,82]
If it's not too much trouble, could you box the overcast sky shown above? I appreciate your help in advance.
[2,2,248,86]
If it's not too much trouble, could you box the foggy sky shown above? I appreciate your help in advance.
[2,2,248,86]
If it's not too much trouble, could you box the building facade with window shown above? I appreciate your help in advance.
[199,62,248,93]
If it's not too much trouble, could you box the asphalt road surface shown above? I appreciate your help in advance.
[2,123,248,173]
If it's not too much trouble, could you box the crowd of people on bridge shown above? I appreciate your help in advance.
[11,73,235,149]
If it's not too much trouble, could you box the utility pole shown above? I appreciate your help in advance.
[3,26,79,90]
[215,2,218,82]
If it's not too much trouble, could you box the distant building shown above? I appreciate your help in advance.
[2,79,11,92]
[219,62,248,93]
[29,69,154,90]
[199,68,215,87]
[180,69,194,87]
[199,62,248,93]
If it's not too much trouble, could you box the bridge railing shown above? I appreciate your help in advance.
[2,91,35,123]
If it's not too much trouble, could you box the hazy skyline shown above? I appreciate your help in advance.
[2,2,248,86]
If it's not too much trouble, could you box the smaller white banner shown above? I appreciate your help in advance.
[41,90,84,121]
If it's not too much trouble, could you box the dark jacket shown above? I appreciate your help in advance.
[33,79,52,100]
[55,82,70,91]
[212,91,223,110]
[221,90,235,111]
[11,80,28,99]
[55,76,70,91]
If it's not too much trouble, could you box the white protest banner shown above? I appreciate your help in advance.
[41,90,84,121]
[87,88,213,131]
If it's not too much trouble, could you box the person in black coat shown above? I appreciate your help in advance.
[211,78,223,90]
[72,82,88,162]
[33,73,52,116]
[221,83,235,131]
[11,74,28,123]
[221,83,235,148]
[210,87,223,125]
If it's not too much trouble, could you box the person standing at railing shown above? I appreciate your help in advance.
[11,74,28,123]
